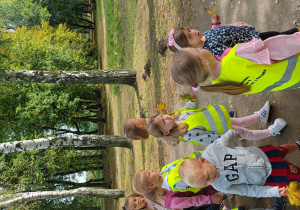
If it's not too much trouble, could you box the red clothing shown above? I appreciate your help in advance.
[259,145,300,188]
[164,186,218,209]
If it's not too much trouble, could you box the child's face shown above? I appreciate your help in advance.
[127,118,147,129]
[140,169,163,188]
[185,48,214,63]
[128,196,147,210]
[154,114,177,136]
[183,28,204,48]
[194,158,218,188]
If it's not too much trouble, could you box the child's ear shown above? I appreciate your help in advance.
[149,183,155,189]
[201,59,209,67]
[164,130,170,136]
[199,157,206,163]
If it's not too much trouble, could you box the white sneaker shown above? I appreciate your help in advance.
[268,118,287,136]
[254,101,270,124]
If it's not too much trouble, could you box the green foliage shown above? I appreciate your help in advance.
[0,0,51,29]
[32,196,98,210]
[1,21,97,70]
[0,0,94,31]
[0,148,103,191]
[112,84,120,96]
[0,21,99,141]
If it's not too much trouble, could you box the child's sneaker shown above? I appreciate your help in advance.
[229,110,236,118]
[272,197,285,210]
[254,101,270,123]
[295,140,300,150]
[268,118,287,136]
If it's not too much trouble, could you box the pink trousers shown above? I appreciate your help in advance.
[231,114,272,140]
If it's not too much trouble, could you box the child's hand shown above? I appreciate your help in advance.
[191,94,198,102]
[279,187,288,196]
[212,14,220,24]
[213,194,223,204]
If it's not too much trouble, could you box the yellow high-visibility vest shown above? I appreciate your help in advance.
[212,45,300,94]
[161,151,203,193]
[177,104,232,145]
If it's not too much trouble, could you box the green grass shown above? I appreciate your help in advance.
[102,0,136,69]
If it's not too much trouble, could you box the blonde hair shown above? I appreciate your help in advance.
[178,159,203,188]
[132,170,152,194]
[146,113,188,140]
[169,27,189,53]
[124,118,149,140]
[170,48,251,95]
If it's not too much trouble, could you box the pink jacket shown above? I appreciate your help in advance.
[164,185,218,209]
[219,32,300,63]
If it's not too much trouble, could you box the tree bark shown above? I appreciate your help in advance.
[0,135,132,154]
[0,70,137,86]
[47,180,111,189]
[53,166,103,177]
[60,146,106,151]
[0,189,124,207]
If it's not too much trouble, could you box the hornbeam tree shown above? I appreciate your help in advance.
[0,135,132,154]
[0,70,137,86]
[0,189,125,208]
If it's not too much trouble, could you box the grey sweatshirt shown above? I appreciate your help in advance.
[202,130,280,197]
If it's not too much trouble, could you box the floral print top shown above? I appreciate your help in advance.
[203,25,260,56]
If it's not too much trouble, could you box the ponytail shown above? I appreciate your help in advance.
[200,81,251,95]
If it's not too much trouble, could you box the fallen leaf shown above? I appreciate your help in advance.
[155,101,166,110]
[205,8,213,15]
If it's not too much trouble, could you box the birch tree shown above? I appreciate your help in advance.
[0,189,125,208]
[0,69,137,86]
[0,135,132,154]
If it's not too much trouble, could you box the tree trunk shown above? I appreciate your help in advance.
[0,189,124,207]
[47,180,111,188]
[0,135,132,154]
[60,146,106,151]
[0,70,137,86]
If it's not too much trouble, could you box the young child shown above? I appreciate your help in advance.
[122,193,170,210]
[147,98,287,145]
[131,168,224,209]
[178,129,300,198]
[124,117,180,145]
[124,118,149,140]
[169,14,299,58]
[170,32,300,95]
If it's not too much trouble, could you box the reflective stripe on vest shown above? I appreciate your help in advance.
[214,46,300,94]
[179,104,232,141]
[161,151,203,193]
[262,55,299,92]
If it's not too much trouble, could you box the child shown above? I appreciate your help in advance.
[122,193,170,210]
[131,169,224,209]
[170,32,300,95]
[178,129,300,198]
[147,99,287,145]
[169,14,299,58]
[124,118,149,140]
[124,117,180,145]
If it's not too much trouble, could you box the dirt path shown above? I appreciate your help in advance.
[97,0,300,209]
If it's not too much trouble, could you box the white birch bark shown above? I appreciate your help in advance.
[0,135,132,154]
[0,189,124,207]
[0,69,136,86]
